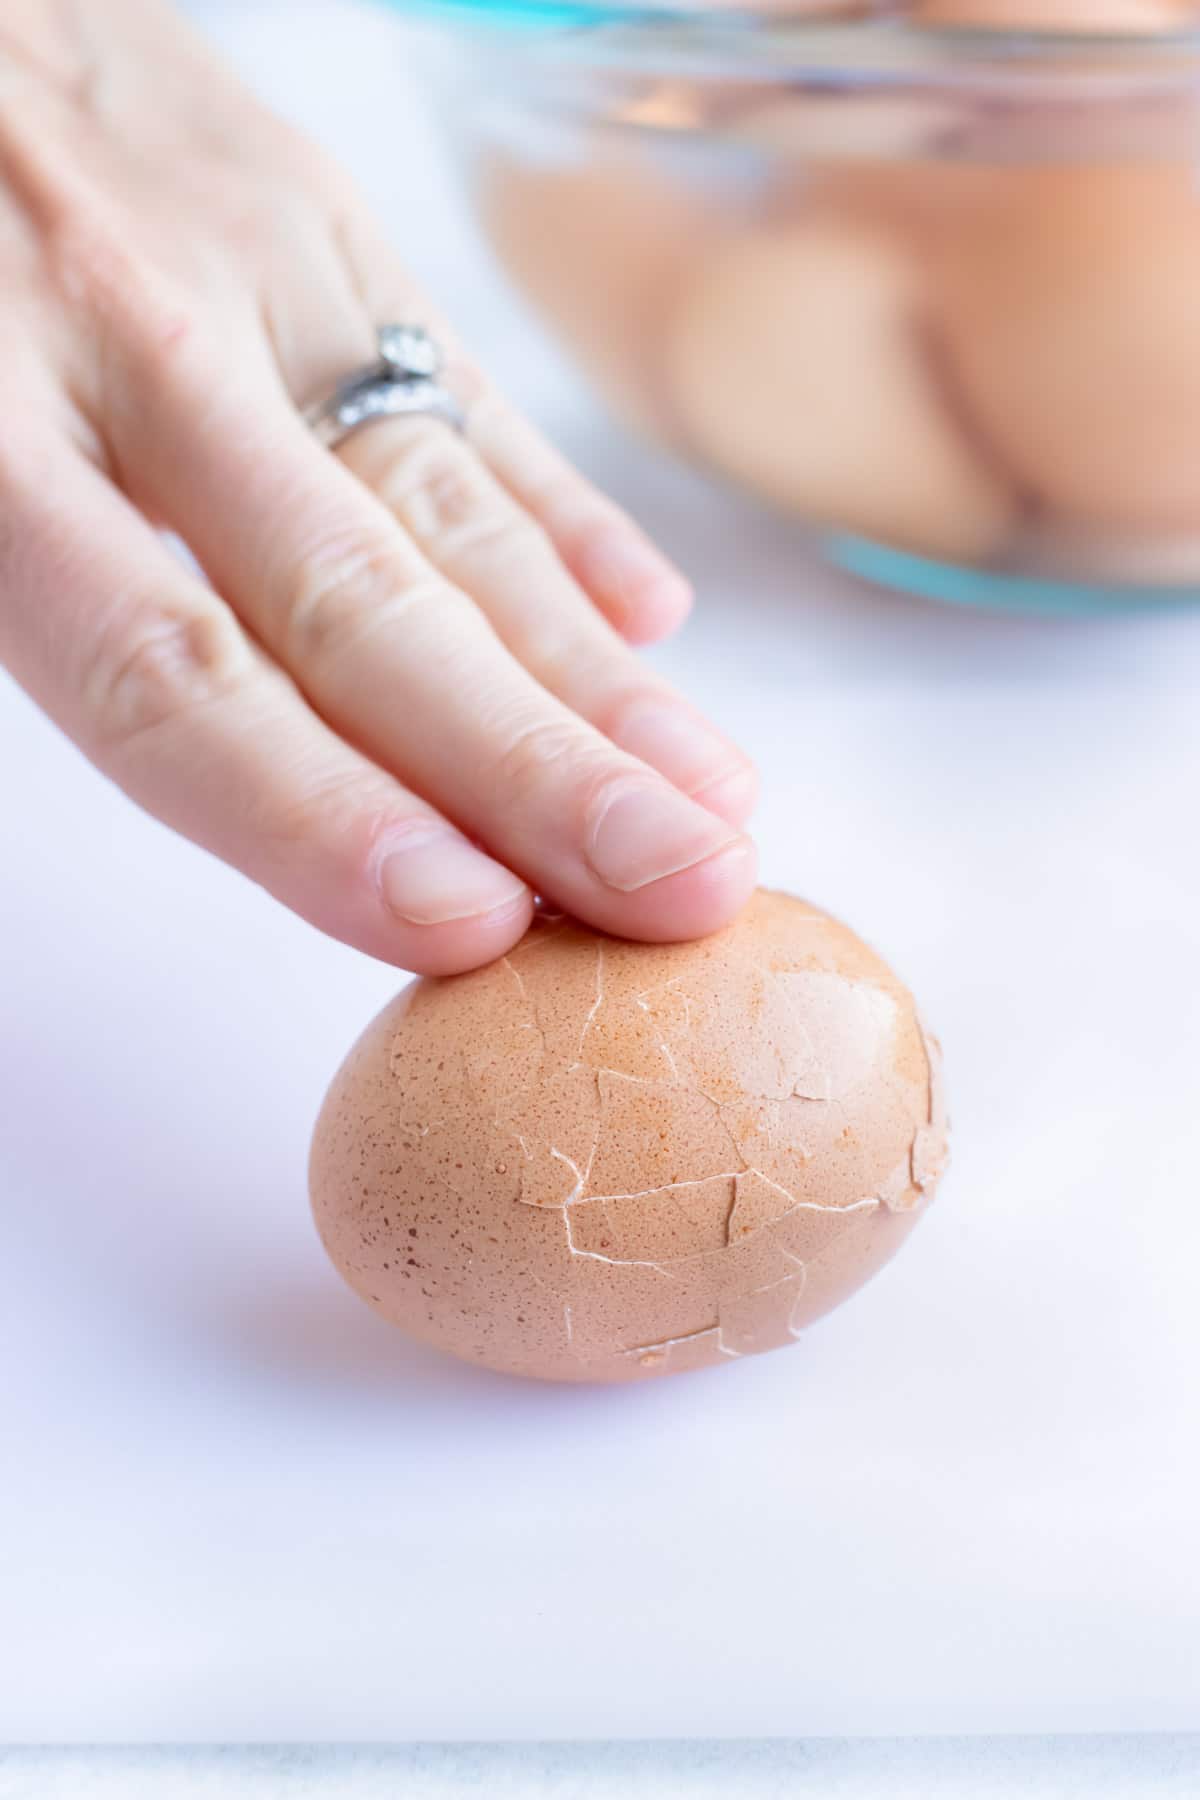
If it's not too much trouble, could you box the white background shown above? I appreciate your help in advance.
[2,0,1199,1754]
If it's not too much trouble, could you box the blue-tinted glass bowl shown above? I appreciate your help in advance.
[412,4,1200,613]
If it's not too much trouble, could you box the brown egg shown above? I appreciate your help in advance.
[1014,518,1200,586]
[728,90,973,167]
[614,81,719,133]
[664,218,1016,562]
[310,892,948,1385]
[688,0,877,11]
[939,164,1200,530]
[788,160,1017,257]
[478,150,711,438]
[914,0,1188,29]
[956,89,1200,167]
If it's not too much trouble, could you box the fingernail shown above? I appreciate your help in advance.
[585,780,740,893]
[614,702,750,802]
[577,534,691,623]
[688,763,760,828]
[378,826,526,926]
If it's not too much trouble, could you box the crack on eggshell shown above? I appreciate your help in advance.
[719,1174,738,1248]
[579,1171,744,1207]
[792,1071,832,1102]
[716,1255,810,1356]
[718,951,832,1101]
[910,1018,949,1195]
[634,1321,721,1353]
[726,1167,795,1243]
[910,1129,945,1194]
[328,896,950,1379]
[787,1280,811,1341]
[395,1119,431,1148]
[728,1168,882,1245]
[568,1175,740,1265]
[550,1145,588,1204]
[874,1156,918,1214]
[575,941,606,1064]
[501,955,529,1001]
[499,957,547,1065]
[622,1318,722,1361]
[558,1162,872,1284]
[560,1201,682,1279]
[712,1095,755,1171]
[632,975,691,1084]
[585,952,846,1111]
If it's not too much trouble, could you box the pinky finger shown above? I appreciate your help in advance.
[0,451,531,974]
[468,388,694,649]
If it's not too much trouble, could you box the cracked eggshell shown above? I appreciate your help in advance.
[664,218,1016,562]
[310,891,948,1385]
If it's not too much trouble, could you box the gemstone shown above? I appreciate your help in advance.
[378,324,440,380]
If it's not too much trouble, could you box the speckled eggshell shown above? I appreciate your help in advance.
[310,891,948,1385]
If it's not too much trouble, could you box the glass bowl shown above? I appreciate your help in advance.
[431,2,1200,612]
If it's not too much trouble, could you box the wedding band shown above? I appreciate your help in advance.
[305,324,465,449]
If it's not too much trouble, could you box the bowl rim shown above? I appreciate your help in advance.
[428,3,1200,81]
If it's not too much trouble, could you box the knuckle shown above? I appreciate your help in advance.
[223,184,319,267]
[219,193,283,258]
[124,291,206,393]
[51,210,189,346]
[494,712,605,808]
[274,124,354,204]
[251,767,387,874]
[599,682,669,747]
[47,207,133,307]
[375,431,509,551]
[86,600,251,756]
[282,531,456,672]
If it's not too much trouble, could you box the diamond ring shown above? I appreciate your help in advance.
[305,325,465,450]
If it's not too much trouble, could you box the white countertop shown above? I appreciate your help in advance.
[3,1739,1200,1798]
[2,0,1199,1752]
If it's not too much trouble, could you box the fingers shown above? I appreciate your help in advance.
[284,209,694,647]
[112,347,755,943]
[0,447,532,974]
[465,386,694,648]
[335,417,758,829]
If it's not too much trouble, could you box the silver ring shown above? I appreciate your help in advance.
[305,324,465,449]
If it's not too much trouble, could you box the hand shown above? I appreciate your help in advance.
[0,0,757,974]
